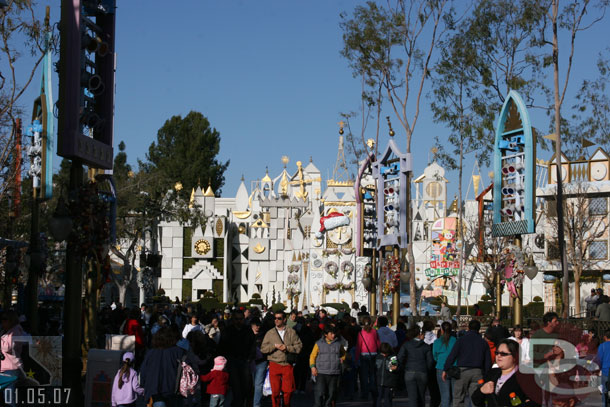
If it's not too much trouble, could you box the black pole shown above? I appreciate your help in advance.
[63,159,83,405]
[26,190,40,334]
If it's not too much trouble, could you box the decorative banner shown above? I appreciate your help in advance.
[424,217,459,277]
[492,90,536,236]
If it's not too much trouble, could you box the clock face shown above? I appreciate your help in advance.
[591,162,607,181]
[551,165,568,183]
[328,225,352,245]
[194,239,211,255]
[426,181,442,199]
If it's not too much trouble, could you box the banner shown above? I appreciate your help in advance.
[424,217,459,277]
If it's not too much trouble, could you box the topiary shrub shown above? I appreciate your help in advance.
[271,303,286,313]
[321,302,350,312]
[524,301,544,318]
[532,296,543,302]
[252,293,261,299]
[480,294,491,302]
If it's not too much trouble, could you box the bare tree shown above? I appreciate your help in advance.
[539,0,609,318]
[545,181,610,315]
[0,1,49,202]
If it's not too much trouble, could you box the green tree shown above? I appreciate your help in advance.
[339,2,398,169]
[430,0,548,315]
[143,111,229,196]
[341,0,455,315]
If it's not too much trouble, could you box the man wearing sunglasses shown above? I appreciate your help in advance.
[261,311,303,407]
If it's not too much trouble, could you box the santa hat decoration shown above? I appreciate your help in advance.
[316,212,350,238]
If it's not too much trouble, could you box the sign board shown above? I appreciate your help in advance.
[425,217,460,277]
[85,349,122,407]
[492,91,536,236]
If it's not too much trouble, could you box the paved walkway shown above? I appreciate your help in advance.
[134,385,604,406]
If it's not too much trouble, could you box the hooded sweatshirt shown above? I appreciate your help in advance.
[111,367,144,407]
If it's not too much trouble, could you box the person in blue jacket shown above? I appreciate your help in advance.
[596,329,610,406]
[433,321,457,407]
[140,326,186,407]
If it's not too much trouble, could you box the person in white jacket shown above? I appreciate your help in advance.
[182,314,204,338]
[508,325,530,364]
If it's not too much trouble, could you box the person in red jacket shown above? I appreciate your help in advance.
[123,308,145,364]
[201,356,229,407]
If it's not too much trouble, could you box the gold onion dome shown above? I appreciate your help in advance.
[262,167,272,183]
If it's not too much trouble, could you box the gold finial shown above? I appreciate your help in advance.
[281,156,290,167]
[386,116,395,137]
[204,178,215,197]
[296,161,302,168]
[366,139,375,149]
[198,178,201,187]
[241,175,245,182]
[174,182,183,191]
[338,121,345,135]
[431,147,438,154]
[128,170,135,178]
[310,156,313,163]
[488,171,494,180]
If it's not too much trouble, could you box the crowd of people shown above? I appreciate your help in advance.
[2,301,610,407]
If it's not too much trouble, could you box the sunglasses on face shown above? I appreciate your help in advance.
[275,317,284,321]
[495,351,512,357]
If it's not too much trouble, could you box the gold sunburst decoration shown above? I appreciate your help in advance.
[253,243,266,254]
[194,239,211,255]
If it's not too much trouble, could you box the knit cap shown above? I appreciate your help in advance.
[213,356,227,371]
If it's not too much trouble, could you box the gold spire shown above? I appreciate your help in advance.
[280,170,289,196]
[204,179,215,197]
[262,167,272,183]
[448,196,458,214]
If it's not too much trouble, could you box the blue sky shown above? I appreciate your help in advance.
[12,0,610,200]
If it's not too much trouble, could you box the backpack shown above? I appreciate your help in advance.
[175,355,198,397]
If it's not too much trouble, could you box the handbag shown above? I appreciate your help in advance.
[276,328,298,365]
[263,368,272,396]
[446,366,461,380]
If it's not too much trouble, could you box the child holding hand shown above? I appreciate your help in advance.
[200,356,229,407]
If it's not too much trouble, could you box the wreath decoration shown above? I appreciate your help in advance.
[325,261,339,278]
[286,287,301,296]
[497,244,525,298]
[341,261,354,276]
[341,247,355,255]
[381,254,401,295]
[323,281,354,294]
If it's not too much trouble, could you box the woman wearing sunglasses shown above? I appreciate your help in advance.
[471,339,539,406]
